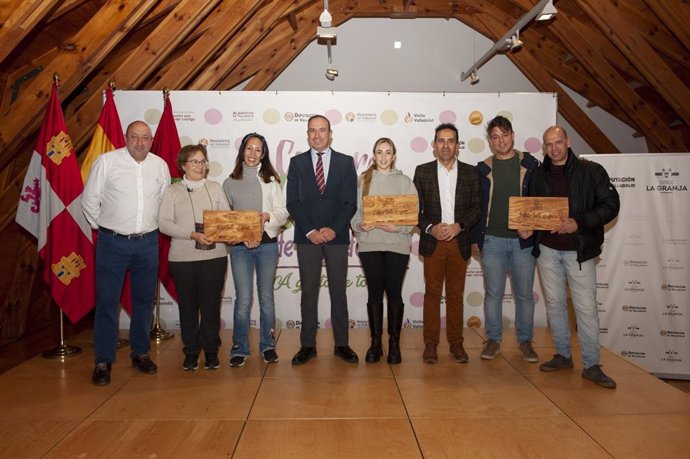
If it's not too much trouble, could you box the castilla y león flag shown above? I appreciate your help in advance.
[15,81,96,323]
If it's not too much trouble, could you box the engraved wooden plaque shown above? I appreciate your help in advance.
[508,197,569,230]
[362,194,418,226]
[203,210,263,242]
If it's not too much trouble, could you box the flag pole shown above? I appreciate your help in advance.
[150,283,174,341]
[150,87,174,342]
[42,306,83,359]
[39,73,82,359]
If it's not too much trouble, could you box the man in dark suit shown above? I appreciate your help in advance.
[286,114,359,365]
[413,123,481,364]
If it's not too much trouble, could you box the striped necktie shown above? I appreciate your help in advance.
[315,152,325,194]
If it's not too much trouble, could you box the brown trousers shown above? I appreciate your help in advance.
[422,240,468,348]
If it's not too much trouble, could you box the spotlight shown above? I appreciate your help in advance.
[325,67,339,81]
[509,33,523,51]
[470,71,479,85]
[537,0,557,21]
[319,9,332,27]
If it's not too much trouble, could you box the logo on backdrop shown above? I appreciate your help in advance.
[609,176,636,188]
[620,349,646,359]
[283,112,316,123]
[662,349,682,363]
[624,279,645,293]
[661,283,687,292]
[623,259,647,268]
[232,111,254,121]
[403,112,435,123]
[647,168,687,193]
[662,256,683,271]
[660,330,686,338]
[622,304,647,313]
[663,303,683,317]
[623,324,644,338]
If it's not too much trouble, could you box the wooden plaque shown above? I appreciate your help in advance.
[508,197,569,230]
[362,194,418,226]
[203,210,263,242]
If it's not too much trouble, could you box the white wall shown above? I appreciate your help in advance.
[261,18,648,155]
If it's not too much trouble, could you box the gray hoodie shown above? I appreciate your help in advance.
[351,169,418,255]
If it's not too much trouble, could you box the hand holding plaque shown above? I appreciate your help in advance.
[508,197,569,230]
[203,210,263,242]
[362,194,418,227]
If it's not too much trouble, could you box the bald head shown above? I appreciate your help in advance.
[125,120,153,162]
[542,125,571,166]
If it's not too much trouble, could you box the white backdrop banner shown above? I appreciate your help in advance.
[114,91,556,336]
[586,153,690,379]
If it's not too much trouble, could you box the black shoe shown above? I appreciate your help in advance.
[92,363,111,386]
[334,345,359,363]
[229,355,247,367]
[539,354,574,372]
[291,347,317,365]
[132,354,158,374]
[262,349,279,364]
[365,339,383,363]
[204,353,220,370]
[582,364,617,389]
[182,355,199,371]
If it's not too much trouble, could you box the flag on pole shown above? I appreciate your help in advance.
[15,81,96,323]
[151,93,180,301]
[80,86,134,314]
[80,87,125,182]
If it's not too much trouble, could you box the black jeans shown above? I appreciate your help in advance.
[358,251,409,305]
[169,256,227,356]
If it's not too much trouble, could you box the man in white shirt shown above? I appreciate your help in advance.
[82,120,170,386]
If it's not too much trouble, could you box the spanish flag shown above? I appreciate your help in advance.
[80,87,125,183]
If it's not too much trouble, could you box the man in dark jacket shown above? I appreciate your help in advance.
[470,116,540,363]
[519,126,620,388]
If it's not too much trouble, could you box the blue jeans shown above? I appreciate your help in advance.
[230,242,279,356]
[93,229,158,364]
[481,235,536,343]
[537,245,600,368]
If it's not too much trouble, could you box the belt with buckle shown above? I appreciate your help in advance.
[100,227,157,239]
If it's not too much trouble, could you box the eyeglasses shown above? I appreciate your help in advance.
[186,159,209,166]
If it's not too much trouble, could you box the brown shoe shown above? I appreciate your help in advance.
[423,343,438,364]
[450,343,469,363]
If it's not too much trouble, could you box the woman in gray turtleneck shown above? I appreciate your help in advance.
[159,144,230,372]
[223,133,288,367]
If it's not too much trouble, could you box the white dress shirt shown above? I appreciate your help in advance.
[82,147,170,234]
[437,159,457,224]
[310,147,332,185]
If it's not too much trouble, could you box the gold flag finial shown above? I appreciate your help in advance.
[53,73,61,87]
[163,87,170,100]
[108,81,116,91]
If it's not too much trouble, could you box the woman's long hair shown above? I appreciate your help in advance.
[360,137,396,196]
[230,132,280,183]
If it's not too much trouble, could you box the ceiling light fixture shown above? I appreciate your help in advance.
[537,0,558,21]
[460,0,558,83]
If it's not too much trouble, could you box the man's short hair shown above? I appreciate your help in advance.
[434,123,459,142]
[307,114,331,131]
[486,115,513,135]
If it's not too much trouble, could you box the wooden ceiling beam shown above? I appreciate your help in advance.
[189,0,301,90]
[642,0,690,53]
[0,0,158,170]
[151,0,262,89]
[457,5,619,153]
[541,3,683,151]
[63,0,221,152]
[575,0,690,130]
[0,0,60,64]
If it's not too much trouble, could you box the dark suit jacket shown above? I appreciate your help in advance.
[286,149,357,245]
[413,159,481,260]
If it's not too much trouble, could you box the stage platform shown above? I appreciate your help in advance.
[1,326,688,458]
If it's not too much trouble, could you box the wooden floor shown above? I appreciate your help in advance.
[1,327,689,458]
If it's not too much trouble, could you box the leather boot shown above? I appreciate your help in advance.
[387,303,404,364]
[365,303,383,363]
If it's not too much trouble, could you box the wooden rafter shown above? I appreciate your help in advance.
[575,0,690,129]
